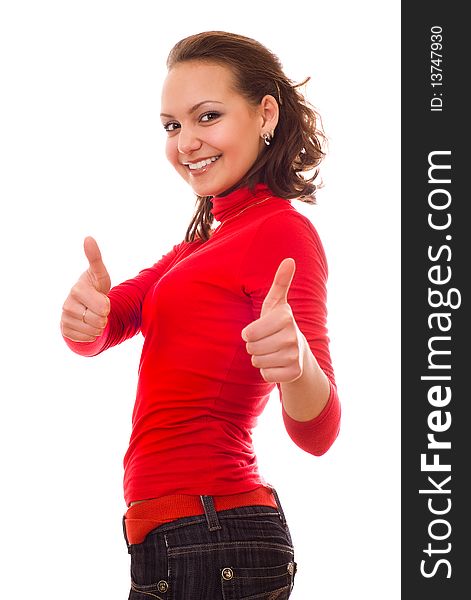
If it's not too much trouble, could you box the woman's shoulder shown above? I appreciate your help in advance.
[250,199,328,270]
[257,198,323,242]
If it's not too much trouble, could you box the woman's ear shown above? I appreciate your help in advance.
[259,94,280,135]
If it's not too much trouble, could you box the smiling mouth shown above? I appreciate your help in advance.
[183,155,222,172]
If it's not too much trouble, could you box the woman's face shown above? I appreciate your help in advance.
[160,61,266,197]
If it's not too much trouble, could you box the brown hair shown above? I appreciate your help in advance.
[166,31,328,242]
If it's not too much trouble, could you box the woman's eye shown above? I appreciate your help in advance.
[200,112,221,123]
[163,121,180,132]
[162,112,220,132]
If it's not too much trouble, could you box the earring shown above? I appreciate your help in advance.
[262,132,273,146]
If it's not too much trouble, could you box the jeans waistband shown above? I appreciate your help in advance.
[122,483,287,548]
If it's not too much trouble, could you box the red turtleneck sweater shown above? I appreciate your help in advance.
[63,184,341,506]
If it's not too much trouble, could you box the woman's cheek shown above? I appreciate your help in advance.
[165,144,172,164]
[165,137,178,165]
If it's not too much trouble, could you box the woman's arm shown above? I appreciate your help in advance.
[241,208,341,455]
[62,241,185,357]
[278,331,331,421]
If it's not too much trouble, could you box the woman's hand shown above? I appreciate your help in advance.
[241,258,306,384]
[60,236,111,342]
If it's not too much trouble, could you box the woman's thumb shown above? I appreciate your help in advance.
[83,236,111,293]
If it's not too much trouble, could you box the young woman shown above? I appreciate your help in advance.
[60,30,341,599]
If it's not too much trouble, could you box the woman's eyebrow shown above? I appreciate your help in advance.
[160,100,224,118]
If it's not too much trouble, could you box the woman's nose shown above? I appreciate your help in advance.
[177,126,202,155]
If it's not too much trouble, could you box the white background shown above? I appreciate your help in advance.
[0,1,400,598]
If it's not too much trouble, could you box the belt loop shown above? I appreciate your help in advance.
[200,495,222,531]
[266,484,287,527]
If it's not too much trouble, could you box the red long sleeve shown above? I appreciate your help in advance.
[239,208,340,456]
[62,241,186,357]
[63,183,341,505]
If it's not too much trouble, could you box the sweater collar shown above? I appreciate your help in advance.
[210,183,272,223]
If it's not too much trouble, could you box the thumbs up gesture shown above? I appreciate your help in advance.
[60,236,111,342]
[241,258,305,384]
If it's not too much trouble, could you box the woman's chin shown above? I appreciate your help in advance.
[188,180,226,198]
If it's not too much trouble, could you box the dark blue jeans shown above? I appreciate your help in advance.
[122,486,297,599]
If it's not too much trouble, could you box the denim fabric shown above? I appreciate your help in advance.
[123,486,297,599]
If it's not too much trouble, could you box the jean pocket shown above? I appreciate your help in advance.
[128,532,170,599]
[221,560,297,600]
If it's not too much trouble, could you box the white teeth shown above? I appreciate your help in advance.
[187,155,220,170]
